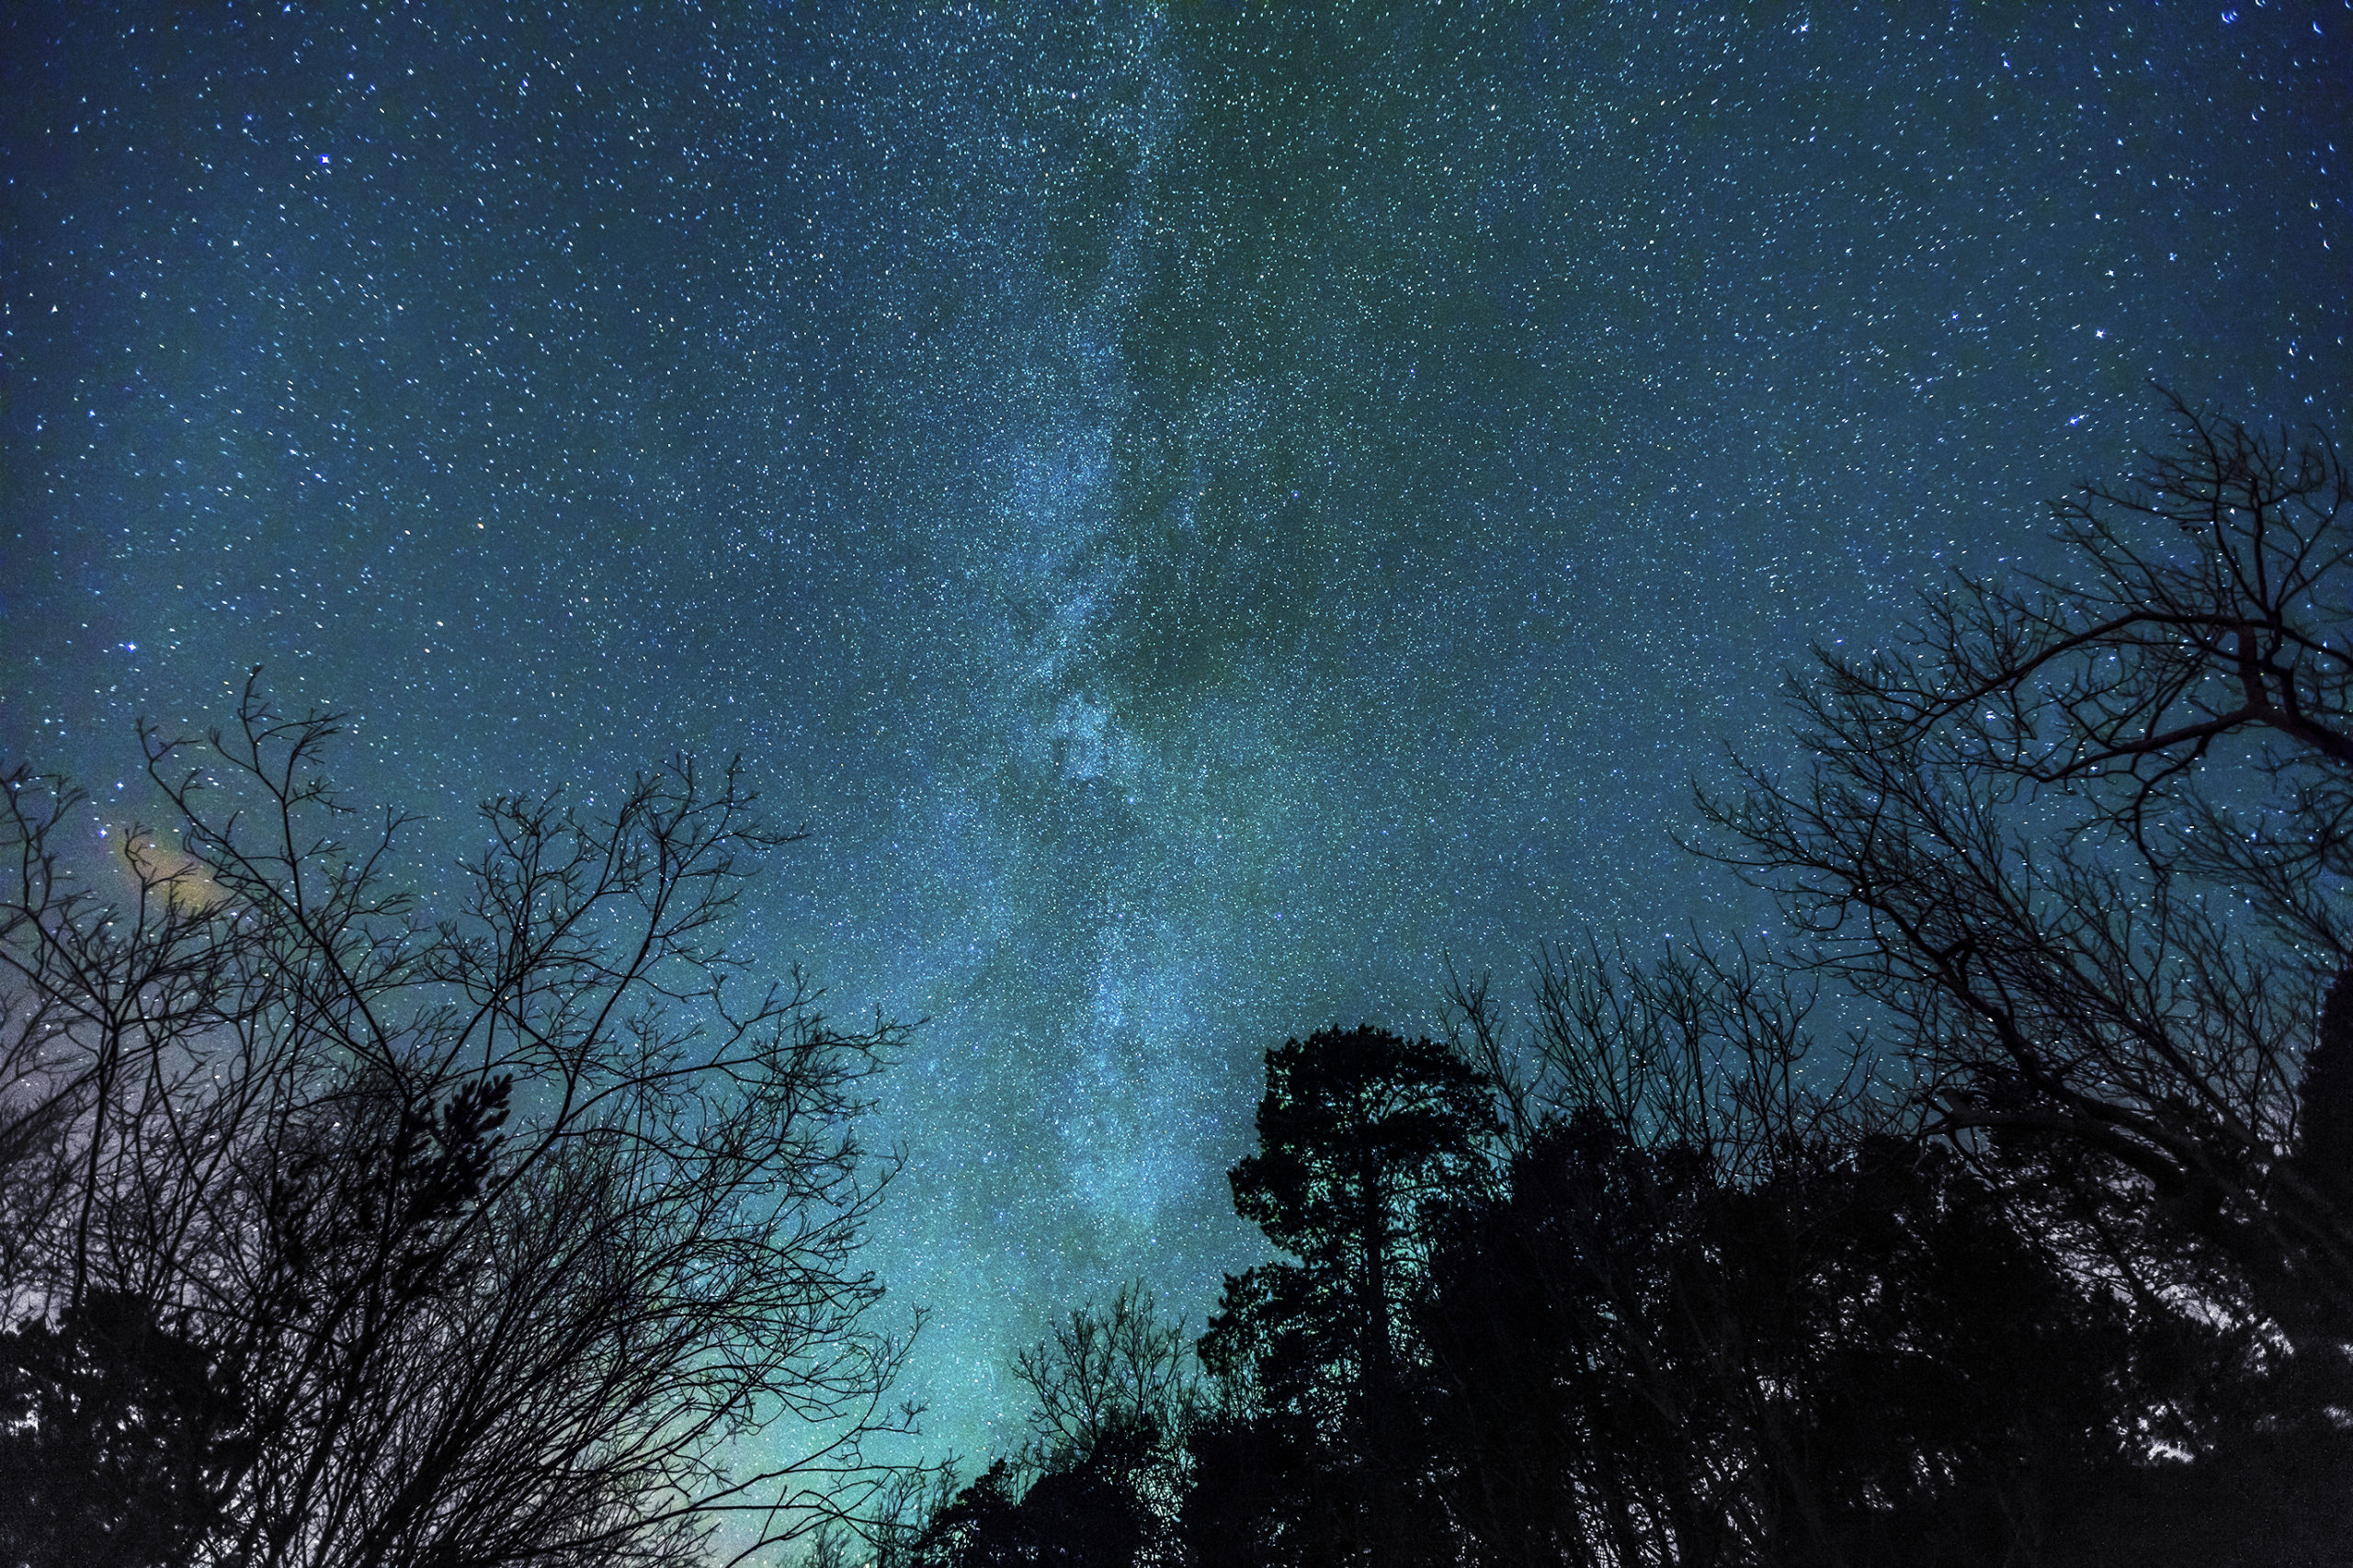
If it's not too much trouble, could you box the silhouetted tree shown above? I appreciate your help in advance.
[0,1290,246,1568]
[1013,1280,1200,1472]
[1423,946,1867,1566]
[1703,392,2353,1342]
[1654,392,2353,1561]
[1202,1027,1494,1422]
[1176,1407,1335,1568]
[1187,1027,1495,1568]
[1415,930,2353,1567]
[906,1419,1171,1568]
[1136,395,2353,1564]
[892,1281,1205,1568]
[0,676,917,1567]
[2300,963,2353,1216]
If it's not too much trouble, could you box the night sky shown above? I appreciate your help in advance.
[5,1,2347,1466]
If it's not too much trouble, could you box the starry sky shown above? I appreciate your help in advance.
[5,1,2347,1465]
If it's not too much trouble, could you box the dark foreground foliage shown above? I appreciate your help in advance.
[13,395,2351,1565]
[0,683,915,1567]
[911,397,2353,1567]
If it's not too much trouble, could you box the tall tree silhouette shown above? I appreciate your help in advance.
[1202,1026,1494,1423]
[1188,1027,1492,1568]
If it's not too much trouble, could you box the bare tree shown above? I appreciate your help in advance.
[0,676,919,1567]
[1449,941,1884,1176]
[1012,1280,1200,1471]
[1701,391,2353,1339]
[1430,942,1899,1568]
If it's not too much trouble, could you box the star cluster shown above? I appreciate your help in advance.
[5,1,2346,1460]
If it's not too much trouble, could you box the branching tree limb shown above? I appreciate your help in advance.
[1699,393,2353,1342]
[0,674,919,1568]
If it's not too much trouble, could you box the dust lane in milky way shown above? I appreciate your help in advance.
[4,2,2345,1458]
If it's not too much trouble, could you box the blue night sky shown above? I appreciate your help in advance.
[5,1,2347,1466]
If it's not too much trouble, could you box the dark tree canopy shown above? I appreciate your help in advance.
[0,1290,246,1568]
[928,394,2353,1568]
[1203,1026,1494,1422]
